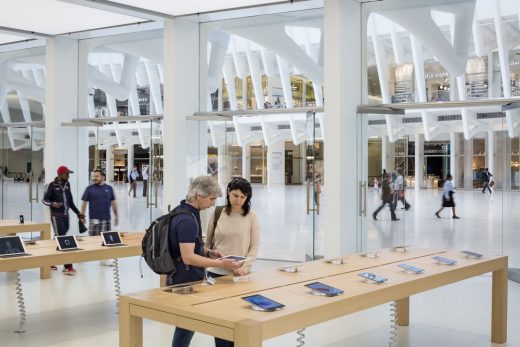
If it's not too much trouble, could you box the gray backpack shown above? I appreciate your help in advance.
[141,206,193,275]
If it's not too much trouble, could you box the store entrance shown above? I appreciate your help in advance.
[425,156,449,187]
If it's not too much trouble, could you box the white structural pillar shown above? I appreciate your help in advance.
[106,145,114,183]
[324,0,363,256]
[464,138,473,189]
[381,135,388,171]
[163,18,201,208]
[44,37,89,206]
[487,130,495,175]
[217,145,232,189]
[242,145,251,181]
[127,145,134,173]
[267,141,285,185]
[415,134,424,189]
[450,132,457,184]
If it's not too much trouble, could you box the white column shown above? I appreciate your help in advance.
[267,141,285,185]
[217,145,232,189]
[242,145,251,181]
[487,130,495,175]
[44,37,89,204]
[464,138,473,189]
[163,19,200,208]
[106,145,114,183]
[415,134,424,189]
[487,52,495,99]
[381,135,388,171]
[127,145,134,173]
[324,0,363,256]
[450,132,457,184]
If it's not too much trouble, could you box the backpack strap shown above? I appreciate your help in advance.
[208,206,225,249]
[213,206,225,230]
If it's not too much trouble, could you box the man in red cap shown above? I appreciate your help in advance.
[43,166,85,275]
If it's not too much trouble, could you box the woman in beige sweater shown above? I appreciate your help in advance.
[206,178,259,277]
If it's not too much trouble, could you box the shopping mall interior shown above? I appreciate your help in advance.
[0,0,519,346]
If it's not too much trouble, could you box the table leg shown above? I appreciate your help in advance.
[235,319,261,347]
[40,265,51,279]
[40,225,52,279]
[119,299,143,347]
[160,275,167,287]
[396,297,410,326]
[492,267,508,343]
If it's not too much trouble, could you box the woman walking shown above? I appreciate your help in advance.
[435,173,460,219]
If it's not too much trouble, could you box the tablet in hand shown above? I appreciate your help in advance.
[218,255,248,263]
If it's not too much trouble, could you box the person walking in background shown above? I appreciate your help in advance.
[142,166,149,197]
[373,177,380,193]
[81,169,119,266]
[373,173,399,221]
[482,168,493,194]
[43,166,85,275]
[435,173,460,219]
[128,164,139,198]
[394,168,411,210]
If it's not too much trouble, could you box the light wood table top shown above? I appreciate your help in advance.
[0,219,51,235]
[122,248,443,312]
[0,232,144,273]
[120,249,508,346]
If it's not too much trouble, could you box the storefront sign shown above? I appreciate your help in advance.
[425,72,450,79]
[424,143,449,155]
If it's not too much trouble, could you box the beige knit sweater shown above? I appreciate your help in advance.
[205,208,260,274]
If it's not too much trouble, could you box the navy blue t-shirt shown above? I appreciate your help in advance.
[168,200,205,285]
[81,184,115,220]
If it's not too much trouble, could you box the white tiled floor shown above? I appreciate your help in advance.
[1,181,520,346]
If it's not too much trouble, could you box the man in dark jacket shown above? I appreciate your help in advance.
[43,166,85,275]
[372,173,399,221]
[482,168,493,194]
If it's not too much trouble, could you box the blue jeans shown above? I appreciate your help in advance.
[172,327,194,347]
[172,328,233,347]
[215,337,234,347]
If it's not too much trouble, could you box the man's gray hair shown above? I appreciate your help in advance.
[186,176,222,202]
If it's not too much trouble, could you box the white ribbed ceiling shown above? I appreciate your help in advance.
[109,0,294,16]
[0,0,142,36]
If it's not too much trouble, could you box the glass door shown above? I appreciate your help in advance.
[357,110,407,252]
[147,120,164,222]
[305,110,324,260]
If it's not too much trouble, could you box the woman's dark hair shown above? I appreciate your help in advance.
[225,178,252,216]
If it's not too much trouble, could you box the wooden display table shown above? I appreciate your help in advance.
[0,220,51,279]
[119,249,508,347]
[0,232,144,273]
[0,232,144,333]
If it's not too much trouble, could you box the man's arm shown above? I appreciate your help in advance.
[42,183,53,206]
[111,200,119,226]
[179,243,240,270]
[81,201,87,217]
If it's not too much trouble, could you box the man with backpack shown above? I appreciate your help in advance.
[143,176,241,347]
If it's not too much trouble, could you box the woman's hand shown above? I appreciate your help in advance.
[207,249,223,259]
[219,259,242,270]
[233,267,249,276]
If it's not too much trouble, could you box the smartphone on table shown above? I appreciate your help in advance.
[358,272,387,283]
[305,282,344,296]
[242,294,285,311]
